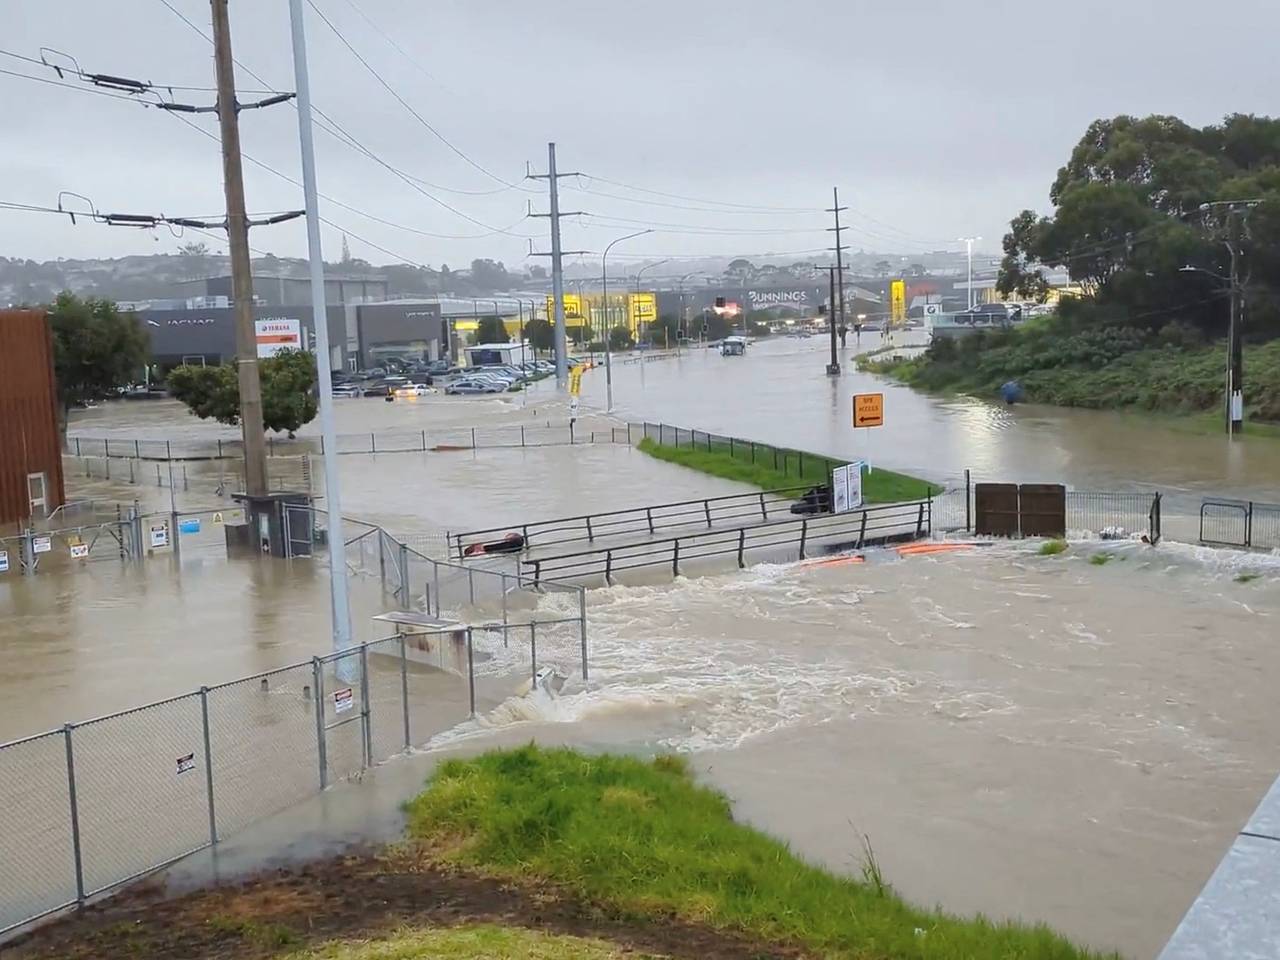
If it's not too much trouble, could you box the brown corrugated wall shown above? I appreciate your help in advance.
[0,309,66,526]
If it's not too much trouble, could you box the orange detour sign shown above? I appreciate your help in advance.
[853,392,884,428]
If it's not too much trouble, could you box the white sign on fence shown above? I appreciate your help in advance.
[175,753,196,775]
[150,524,169,548]
[0,550,8,573]
[32,536,52,555]
[831,462,864,514]
[333,688,354,714]
[69,543,90,560]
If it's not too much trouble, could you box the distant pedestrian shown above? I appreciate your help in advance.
[838,324,848,347]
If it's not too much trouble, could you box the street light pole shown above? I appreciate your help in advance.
[288,0,351,653]
[632,258,669,345]
[959,237,981,310]
[601,229,652,413]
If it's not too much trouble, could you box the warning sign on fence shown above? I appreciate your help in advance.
[69,543,89,560]
[213,512,224,524]
[0,550,8,573]
[176,753,196,775]
[32,536,52,555]
[150,524,168,548]
[334,688,354,714]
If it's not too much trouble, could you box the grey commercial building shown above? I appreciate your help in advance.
[137,300,444,373]
[178,271,390,307]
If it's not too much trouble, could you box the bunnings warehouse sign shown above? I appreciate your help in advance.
[545,294,587,324]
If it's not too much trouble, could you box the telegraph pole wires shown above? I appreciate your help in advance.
[824,188,848,376]
[528,143,585,388]
[210,0,269,497]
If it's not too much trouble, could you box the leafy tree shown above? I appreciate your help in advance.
[167,349,318,437]
[725,258,755,282]
[474,316,510,343]
[647,312,680,345]
[568,322,594,345]
[608,324,635,351]
[469,258,514,292]
[47,293,148,415]
[524,316,555,352]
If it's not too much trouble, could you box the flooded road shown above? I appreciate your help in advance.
[581,336,1280,502]
[444,538,1280,957]
[10,352,1280,956]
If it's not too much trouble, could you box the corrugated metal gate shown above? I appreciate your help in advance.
[975,483,1067,538]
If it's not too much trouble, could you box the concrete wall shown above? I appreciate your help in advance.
[0,310,65,525]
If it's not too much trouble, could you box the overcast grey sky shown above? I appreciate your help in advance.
[5,0,1279,268]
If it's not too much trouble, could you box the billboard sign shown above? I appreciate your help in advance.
[545,294,586,324]
[889,280,907,326]
[255,318,302,357]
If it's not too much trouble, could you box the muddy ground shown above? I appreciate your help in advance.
[8,846,806,960]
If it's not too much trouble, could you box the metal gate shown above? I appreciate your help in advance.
[974,483,1020,537]
[974,483,1066,538]
[283,503,315,558]
[313,649,370,788]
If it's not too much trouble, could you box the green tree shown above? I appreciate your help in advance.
[608,324,635,351]
[47,292,149,415]
[524,316,555,352]
[474,315,510,343]
[648,313,680,345]
[167,349,318,437]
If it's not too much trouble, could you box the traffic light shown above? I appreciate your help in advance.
[714,297,725,308]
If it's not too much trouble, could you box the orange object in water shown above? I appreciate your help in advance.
[799,554,866,569]
[896,542,979,557]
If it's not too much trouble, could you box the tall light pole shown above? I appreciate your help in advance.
[959,237,981,310]
[288,0,351,654]
[601,229,652,412]
[632,259,669,345]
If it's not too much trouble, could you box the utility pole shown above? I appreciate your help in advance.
[1199,200,1262,434]
[527,144,584,389]
[959,237,981,310]
[210,0,268,496]
[824,188,848,375]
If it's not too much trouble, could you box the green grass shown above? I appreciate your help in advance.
[1089,553,1113,566]
[284,924,646,959]
[406,746,1114,959]
[206,915,300,949]
[635,437,941,504]
[1038,539,1068,556]
[1235,572,1262,583]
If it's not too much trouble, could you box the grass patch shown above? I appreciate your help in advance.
[635,437,941,504]
[1235,572,1262,583]
[284,924,646,959]
[406,745,1114,959]
[206,915,300,949]
[1038,539,1068,556]
[1089,553,1113,566]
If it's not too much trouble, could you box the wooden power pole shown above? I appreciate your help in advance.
[210,0,268,496]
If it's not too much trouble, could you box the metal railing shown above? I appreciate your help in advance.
[636,421,846,485]
[0,614,588,938]
[1200,498,1280,550]
[64,423,634,462]
[522,498,933,584]
[452,485,813,559]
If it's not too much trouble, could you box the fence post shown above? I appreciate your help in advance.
[312,658,328,789]
[398,543,409,605]
[964,469,972,533]
[773,447,779,470]
[737,528,746,568]
[729,436,735,458]
[916,502,926,538]
[646,507,655,535]
[704,500,712,528]
[75,437,82,457]
[529,620,538,683]
[63,724,86,905]
[586,515,594,541]
[605,549,613,584]
[467,628,476,717]
[359,644,372,768]
[1247,501,1255,549]
[672,539,680,576]
[500,572,509,625]
[433,562,441,617]
[393,633,411,750]
[799,518,808,560]
[199,687,218,845]
[579,589,589,681]
[628,422,633,444]
[798,451,804,477]
[858,510,868,547]
[468,566,475,605]
[471,427,477,449]
[760,492,768,521]
[750,441,755,463]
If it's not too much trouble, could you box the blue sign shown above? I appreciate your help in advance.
[179,518,202,535]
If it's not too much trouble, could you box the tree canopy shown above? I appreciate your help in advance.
[473,316,510,344]
[47,292,148,410]
[998,113,1280,337]
[167,349,318,437]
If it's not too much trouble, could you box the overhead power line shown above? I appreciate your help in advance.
[302,0,523,190]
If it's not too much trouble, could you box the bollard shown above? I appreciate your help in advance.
[530,621,538,683]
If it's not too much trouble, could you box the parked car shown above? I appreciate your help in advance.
[332,384,362,398]
[393,384,437,397]
[362,383,391,397]
[445,378,504,395]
